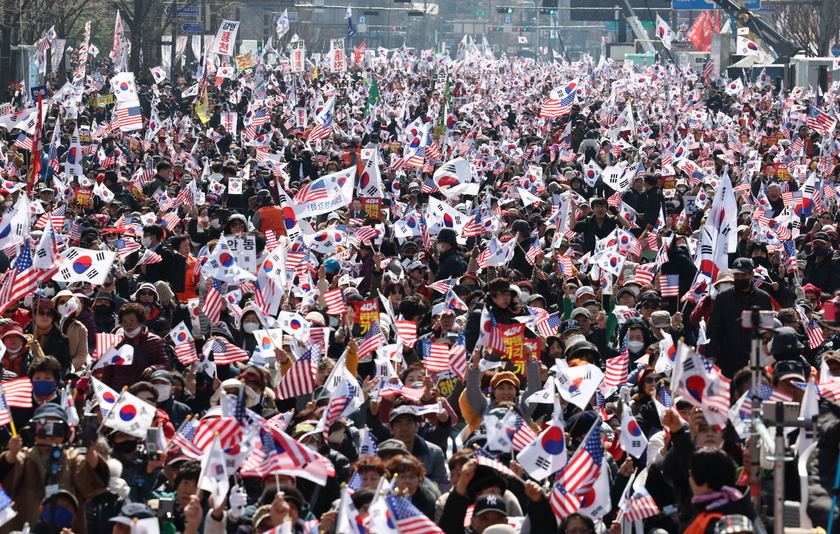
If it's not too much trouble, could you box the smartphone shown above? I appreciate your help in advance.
[78,415,99,447]
[158,498,174,519]
[146,428,160,462]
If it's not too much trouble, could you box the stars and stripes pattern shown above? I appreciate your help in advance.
[275,344,320,400]
[204,337,249,365]
[511,413,538,452]
[804,316,825,349]
[379,382,425,401]
[395,320,418,348]
[193,416,242,452]
[424,341,451,372]
[174,341,198,365]
[294,178,331,203]
[202,278,224,323]
[385,495,444,534]
[115,105,143,129]
[358,320,383,358]
[323,288,347,315]
[605,334,630,387]
[449,330,468,380]
[170,417,202,458]
[1,378,33,408]
[806,106,837,134]
[624,487,661,521]
[660,273,680,297]
[0,390,11,427]
[0,240,37,315]
[553,418,603,501]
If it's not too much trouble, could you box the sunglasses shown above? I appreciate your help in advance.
[230,221,245,227]
[388,289,405,296]
[644,376,657,384]
[642,302,660,309]
[138,291,155,297]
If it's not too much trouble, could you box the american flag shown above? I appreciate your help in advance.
[358,320,383,358]
[379,382,425,401]
[427,278,457,293]
[294,178,331,203]
[554,417,603,499]
[635,263,657,285]
[804,316,825,349]
[68,222,84,243]
[1,378,33,408]
[703,55,714,85]
[511,413,538,452]
[395,320,418,348]
[136,249,162,265]
[0,390,11,427]
[783,241,798,273]
[324,288,347,316]
[275,344,319,400]
[116,238,141,257]
[660,387,672,409]
[535,311,562,338]
[162,213,181,231]
[424,342,451,372]
[193,416,242,452]
[550,483,583,518]
[360,428,377,457]
[660,273,680,297]
[624,487,661,521]
[449,330,467,380]
[525,232,542,266]
[13,133,32,151]
[385,495,444,534]
[170,417,202,458]
[174,341,198,365]
[0,240,37,314]
[473,447,518,478]
[34,205,66,231]
[754,383,794,403]
[322,382,357,438]
[202,278,224,323]
[355,226,381,246]
[605,333,630,387]
[94,333,123,359]
[115,105,143,129]
[264,230,279,251]
[204,336,249,365]
[806,106,837,134]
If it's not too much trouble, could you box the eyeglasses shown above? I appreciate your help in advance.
[137,291,155,297]
[230,221,245,228]
[388,289,405,296]
[396,473,419,481]
[36,309,54,317]
[821,216,832,221]
[644,376,657,384]
[642,302,660,309]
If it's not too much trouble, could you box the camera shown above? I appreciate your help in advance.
[146,428,160,462]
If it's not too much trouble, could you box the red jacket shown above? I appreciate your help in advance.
[101,328,171,391]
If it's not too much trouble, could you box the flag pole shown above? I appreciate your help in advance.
[2,390,16,437]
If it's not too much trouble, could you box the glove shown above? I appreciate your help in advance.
[229,484,248,520]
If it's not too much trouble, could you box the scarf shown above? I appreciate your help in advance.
[690,486,743,511]
[35,323,53,347]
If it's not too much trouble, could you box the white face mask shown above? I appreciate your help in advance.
[155,384,172,402]
[210,219,222,229]
[123,326,142,338]
[242,322,259,334]
[717,283,733,293]
[140,237,152,248]
[627,340,645,353]
[201,216,209,223]
[435,244,446,253]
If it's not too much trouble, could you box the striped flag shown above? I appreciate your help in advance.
[511,413,538,452]
[275,344,320,400]
[385,495,444,534]
[395,320,418,348]
[114,237,141,257]
[806,106,837,133]
[624,487,661,521]
[427,278,457,293]
[203,336,249,365]
[553,418,603,499]
[1,378,32,408]
[202,278,224,323]
[115,105,143,129]
[174,341,198,365]
[323,288,347,315]
[193,416,242,452]
[358,321,383,358]
[605,333,630,387]
[449,330,468,380]
[0,241,37,315]
[424,342,451,372]
[170,417,203,458]
[0,391,11,427]
[804,317,825,349]
[660,273,680,297]
[136,249,162,265]
[379,382,425,401]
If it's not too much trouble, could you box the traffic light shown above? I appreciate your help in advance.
[488,26,502,31]
[390,25,406,30]
[540,8,556,14]
[515,26,528,31]
[496,7,514,13]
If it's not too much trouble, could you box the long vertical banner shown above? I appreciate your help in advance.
[330,39,345,73]
[290,41,305,73]
[212,20,240,56]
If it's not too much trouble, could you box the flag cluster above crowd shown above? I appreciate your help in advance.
[0,10,839,534]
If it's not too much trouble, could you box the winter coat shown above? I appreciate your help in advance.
[101,327,171,390]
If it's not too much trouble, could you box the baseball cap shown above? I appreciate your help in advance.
[812,231,831,244]
[772,359,809,383]
[388,405,423,423]
[571,307,591,320]
[377,438,409,457]
[730,258,754,274]
[431,302,455,317]
[473,494,508,517]
[33,404,68,424]
[149,370,174,384]
[406,261,427,272]
[560,319,581,334]
[650,311,672,329]
[575,286,595,300]
[768,327,804,356]
[110,503,156,525]
[324,259,341,273]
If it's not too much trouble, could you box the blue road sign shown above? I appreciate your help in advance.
[672,0,759,9]
[166,6,199,16]
[358,16,366,24]
[181,23,204,32]
[504,15,512,24]
[288,13,299,22]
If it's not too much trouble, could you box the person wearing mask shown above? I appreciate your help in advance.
[102,303,171,391]
[507,220,535,279]
[139,224,180,291]
[706,258,774,378]
[132,283,168,336]
[803,232,840,294]
[0,404,109,534]
[91,292,118,334]
[251,189,286,237]
[51,291,90,373]
[8,356,64,435]
[573,197,631,254]
[433,228,467,281]
[22,300,70,377]
[149,370,191,429]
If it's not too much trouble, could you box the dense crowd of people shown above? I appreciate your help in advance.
[0,27,836,534]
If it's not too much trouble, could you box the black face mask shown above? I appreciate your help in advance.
[94,304,112,315]
[675,245,689,256]
[752,256,770,268]
[733,278,751,292]
[114,440,139,454]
